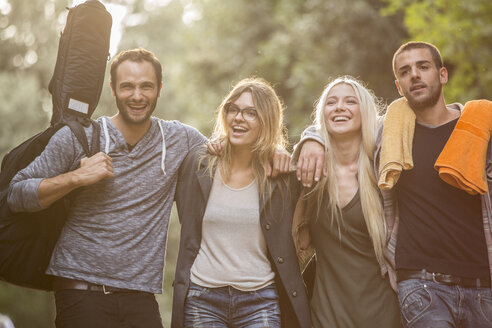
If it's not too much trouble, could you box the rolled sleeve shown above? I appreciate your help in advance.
[6,126,82,213]
[8,177,43,212]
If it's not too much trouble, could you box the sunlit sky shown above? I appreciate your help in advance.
[0,0,197,60]
[70,0,196,57]
[71,0,127,57]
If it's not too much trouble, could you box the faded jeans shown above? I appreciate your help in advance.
[397,279,492,327]
[184,282,281,328]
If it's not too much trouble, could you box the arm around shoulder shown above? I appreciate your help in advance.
[292,125,326,187]
[182,121,207,151]
[292,125,325,163]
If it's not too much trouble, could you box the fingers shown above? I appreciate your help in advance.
[270,148,292,177]
[314,152,325,182]
[298,146,314,187]
[301,157,315,187]
[206,142,221,155]
[271,154,280,178]
[280,152,291,174]
[206,142,215,155]
[296,156,304,182]
[78,152,114,186]
[206,138,225,156]
[296,140,325,187]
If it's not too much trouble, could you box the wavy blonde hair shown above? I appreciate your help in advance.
[308,76,386,263]
[206,77,287,198]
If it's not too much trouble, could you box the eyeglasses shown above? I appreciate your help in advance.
[224,104,258,121]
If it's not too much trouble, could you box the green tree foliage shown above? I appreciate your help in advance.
[121,0,406,142]
[0,72,50,156]
[1,0,408,326]
[383,0,492,102]
[0,0,73,159]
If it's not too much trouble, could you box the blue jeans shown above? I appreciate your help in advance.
[184,282,281,328]
[397,279,492,327]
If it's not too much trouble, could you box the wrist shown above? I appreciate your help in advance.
[69,169,85,188]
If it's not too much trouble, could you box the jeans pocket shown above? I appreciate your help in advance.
[54,289,88,314]
[398,282,432,324]
[252,284,279,302]
[479,291,492,324]
[54,289,91,327]
[186,283,209,299]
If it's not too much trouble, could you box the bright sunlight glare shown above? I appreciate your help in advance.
[71,0,127,57]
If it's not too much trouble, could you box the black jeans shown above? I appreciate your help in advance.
[54,289,163,328]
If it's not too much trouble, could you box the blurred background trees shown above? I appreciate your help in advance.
[383,0,492,103]
[1,0,490,326]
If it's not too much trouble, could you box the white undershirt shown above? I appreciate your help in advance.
[190,170,275,291]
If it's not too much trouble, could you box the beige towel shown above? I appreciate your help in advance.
[378,97,416,190]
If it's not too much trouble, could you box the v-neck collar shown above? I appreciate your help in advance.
[103,116,158,155]
[342,189,360,212]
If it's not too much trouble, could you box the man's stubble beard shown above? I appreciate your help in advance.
[115,93,157,125]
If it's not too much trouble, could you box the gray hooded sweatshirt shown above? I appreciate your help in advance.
[8,116,205,293]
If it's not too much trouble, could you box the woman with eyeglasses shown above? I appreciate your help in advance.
[170,78,311,328]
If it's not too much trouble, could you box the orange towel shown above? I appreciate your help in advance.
[435,100,492,195]
[378,97,416,190]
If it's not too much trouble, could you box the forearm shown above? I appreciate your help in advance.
[7,125,98,212]
[8,171,81,212]
[37,170,82,208]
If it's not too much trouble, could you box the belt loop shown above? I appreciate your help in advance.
[431,272,438,284]
[476,278,481,288]
[420,268,426,280]
[103,285,112,295]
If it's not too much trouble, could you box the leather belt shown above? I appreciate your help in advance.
[397,269,490,288]
[53,277,142,294]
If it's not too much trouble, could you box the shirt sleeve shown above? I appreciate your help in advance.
[183,122,207,151]
[7,126,81,213]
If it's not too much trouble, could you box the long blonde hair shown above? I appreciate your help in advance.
[308,76,386,263]
[206,77,287,198]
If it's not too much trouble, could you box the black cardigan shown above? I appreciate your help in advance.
[171,147,311,328]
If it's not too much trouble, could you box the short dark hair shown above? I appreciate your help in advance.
[110,48,162,87]
[392,41,443,77]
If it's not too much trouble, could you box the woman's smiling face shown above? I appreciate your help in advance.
[225,91,260,149]
[323,83,362,138]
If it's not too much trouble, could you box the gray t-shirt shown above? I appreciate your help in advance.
[8,116,206,293]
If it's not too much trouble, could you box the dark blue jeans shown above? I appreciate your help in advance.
[184,282,281,328]
[397,279,492,327]
[54,289,163,328]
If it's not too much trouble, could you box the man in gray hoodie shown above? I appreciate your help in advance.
[8,48,206,328]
